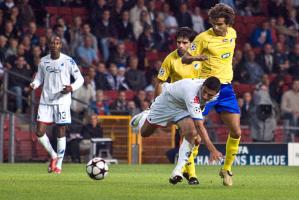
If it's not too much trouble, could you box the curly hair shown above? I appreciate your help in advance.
[175,27,197,42]
[208,3,235,25]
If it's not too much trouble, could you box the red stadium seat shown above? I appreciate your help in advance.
[124,40,137,55]
[45,6,59,15]
[58,7,72,16]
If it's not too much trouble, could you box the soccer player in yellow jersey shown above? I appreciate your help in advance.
[155,27,202,185]
[181,3,241,186]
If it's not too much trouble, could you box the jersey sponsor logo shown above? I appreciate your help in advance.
[223,39,228,42]
[221,52,231,59]
[46,66,61,73]
[190,43,196,51]
[158,67,165,76]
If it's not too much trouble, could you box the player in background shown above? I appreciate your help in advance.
[29,36,84,174]
[181,3,241,186]
[131,77,223,183]
[154,27,203,185]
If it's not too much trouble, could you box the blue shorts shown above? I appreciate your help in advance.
[202,84,240,116]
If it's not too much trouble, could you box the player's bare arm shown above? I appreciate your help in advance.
[194,120,223,161]
[182,52,208,64]
[154,79,164,98]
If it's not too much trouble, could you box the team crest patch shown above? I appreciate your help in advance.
[190,43,196,51]
[158,67,165,76]
[193,96,200,104]
[193,106,201,114]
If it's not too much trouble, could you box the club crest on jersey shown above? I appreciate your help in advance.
[158,67,165,76]
[193,96,200,104]
[69,59,76,65]
[221,53,231,59]
[190,43,196,51]
[46,66,61,73]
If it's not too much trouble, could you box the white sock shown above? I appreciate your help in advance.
[38,134,57,159]
[138,110,149,130]
[171,138,194,177]
[56,137,66,169]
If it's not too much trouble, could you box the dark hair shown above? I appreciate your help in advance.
[175,27,197,42]
[203,76,221,92]
[208,3,235,25]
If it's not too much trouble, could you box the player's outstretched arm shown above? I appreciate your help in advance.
[182,52,208,64]
[29,64,44,90]
[193,120,223,161]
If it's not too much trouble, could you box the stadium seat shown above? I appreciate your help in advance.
[233,84,256,97]
[45,6,59,15]
[58,7,72,16]
[124,41,137,55]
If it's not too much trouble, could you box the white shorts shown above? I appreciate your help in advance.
[147,93,190,127]
[37,104,71,124]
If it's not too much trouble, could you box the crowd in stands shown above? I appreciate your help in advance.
[1,0,299,142]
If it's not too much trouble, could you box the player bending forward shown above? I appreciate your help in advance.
[130,77,223,182]
[29,36,84,174]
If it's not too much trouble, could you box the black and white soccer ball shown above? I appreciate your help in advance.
[86,157,109,180]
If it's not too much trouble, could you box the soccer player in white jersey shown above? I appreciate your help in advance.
[130,77,223,183]
[29,36,84,174]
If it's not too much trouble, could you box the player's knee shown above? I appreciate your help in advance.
[231,127,242,138]
[195,136,201,146]
[35,130,44,137]
[140,127,152,137]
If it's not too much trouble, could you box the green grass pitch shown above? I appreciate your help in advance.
[0,164,298,200]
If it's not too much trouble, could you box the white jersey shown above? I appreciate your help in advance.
[31,53,84,105]
[163,78,218,120]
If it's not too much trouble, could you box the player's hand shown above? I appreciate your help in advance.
[28,83,35,91]
[196,55,208,61]
[209,150,223,162]
[61,85,73,94]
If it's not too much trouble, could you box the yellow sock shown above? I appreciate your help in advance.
[182,145,199,178]
[223,135,240,172]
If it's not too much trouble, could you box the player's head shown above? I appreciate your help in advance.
[175,27,197,55]
[208,3,235,36]
[201,76,221,101]
[49,35,62,56]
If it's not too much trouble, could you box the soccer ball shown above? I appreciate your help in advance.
[86,157,109,180]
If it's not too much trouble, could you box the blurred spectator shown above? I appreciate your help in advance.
[65,124,82,163]
[116,10,134,41]
[91,90,110,115]
[95,62,110,90]
[0,35,7,62]
[133,90,146,110]
[153,21,171,52]
[80,114,105,158]
[268,0,288,18]
[27,45,41,72]
[53,24,70,54]
[250,21,272,48]
[87,67,96,97]
[38,36,49,57]
[18,0,35,28]
[78,23,98,55]
[91,0,108,27]
[69,16,82,56]
[127,100,140,116]
[4,37,17,58]
[140,99,150,111]
[129,0,147,25]
[55,16,70,43]
[243,50,264,84]
[8,55,31,113]
[94,9,118,62]
[110,90,128,112]
[116,67,129,90]
[233,50,246,83]
[137,24,155,69]
[25,21,39,45]
[281,79,299,142]
[162,3,178,35]
[235,0,261,16]
[0,20,18,40]
[145,59,161,85]
[257,43,274,74]
[125,56,146,90]
[269,75,286,104]
[250,83,278,142]
[275,16,298,46]
[76,35,99,68]
[5,43,29,68]
[269,18,278,43]
[0,0,15,19]
[110,0,125,23]
[106,62,119,90]
[288,44,299,78]
[191,6,205,34]
[273,42,290,74]
[146,0,156,23]
[108,42,129,68]
[175,3,193,28]
[240,92,254,125]
[286,8,299,31]
[220,0,236,10]
[133,10,152,40]
[71,74,96,119]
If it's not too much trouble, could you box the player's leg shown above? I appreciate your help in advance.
[170,117,197,184]
[36,105,57,173]
[219,112,241,186]
[183,136,200,185]
[53,104,71,173]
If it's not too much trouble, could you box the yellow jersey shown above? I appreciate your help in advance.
[157,49,201,83]
[187,27,236,83]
